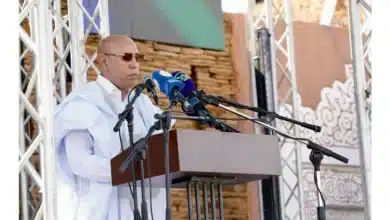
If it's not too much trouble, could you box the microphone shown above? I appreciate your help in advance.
[143,76,159,105]
[152,70,185,100]
[171,71,239,133]
[171,71,198,114]
[171,71,196,97]
[152,70,187,109]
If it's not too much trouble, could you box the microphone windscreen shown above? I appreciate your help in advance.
[152,70,185,100]
[143,75,153,82]
[143,75,153,85]
[142,75,158,93]
[171,71,196,97]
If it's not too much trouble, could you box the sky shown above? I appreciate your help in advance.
[221,0,249,13]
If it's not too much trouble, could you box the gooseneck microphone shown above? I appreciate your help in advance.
[143,76,158,105]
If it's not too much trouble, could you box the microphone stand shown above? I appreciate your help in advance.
[119,121,162,173]
[121,112,232,220]
[200,91,322,133]
[202,112,241,133]
[153,111,173,220]
[119,114,208,173]
[310,147,326,220]
[200,97,349,220]
[181,94,240,133]
[113,85,143,220]
[119,122,163,220]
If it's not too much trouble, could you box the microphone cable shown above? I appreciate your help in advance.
[138,114,157,220]
[313,168,326,210]
[146,142,155,220]
[118,131,135,211]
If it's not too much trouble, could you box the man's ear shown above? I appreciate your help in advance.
[97,54,108,67]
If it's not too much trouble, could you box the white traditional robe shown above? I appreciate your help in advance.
[54,75,174,220]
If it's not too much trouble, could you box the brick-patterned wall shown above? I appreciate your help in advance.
[84,14,249,220]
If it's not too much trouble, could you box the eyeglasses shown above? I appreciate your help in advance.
[104,53,144,62]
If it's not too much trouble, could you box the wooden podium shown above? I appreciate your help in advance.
[110,129,281,219]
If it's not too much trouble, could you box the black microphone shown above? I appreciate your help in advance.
[186,93,240,133]
[143,76,159,105]
[170,71,240,133]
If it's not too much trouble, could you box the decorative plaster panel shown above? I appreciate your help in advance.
[277,66,364,149]
[303,167,364,220]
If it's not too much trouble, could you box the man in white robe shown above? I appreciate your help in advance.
[54,35,173,220]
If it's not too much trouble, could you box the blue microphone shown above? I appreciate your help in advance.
[171,71,240,133]
[171,71,196,98]
[152,70,186,102]
[171,71,201,115]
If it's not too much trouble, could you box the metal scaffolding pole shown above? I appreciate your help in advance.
[37,0,57,217]
[19,113,29,220]
[20,0,112,219]
[51,0,70,103]
[68,0,88,87]
[251,0,305,219]
[19,0,57,219]
[67,0,110,88]
[347,0,372,219]
[246,1,265,219]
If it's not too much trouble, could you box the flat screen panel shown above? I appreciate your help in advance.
[109,0,225,51]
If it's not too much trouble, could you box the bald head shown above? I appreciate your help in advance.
[97,35,141,94]
[97,35,136,55]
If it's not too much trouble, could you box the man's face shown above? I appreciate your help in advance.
[105,41,141,90]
